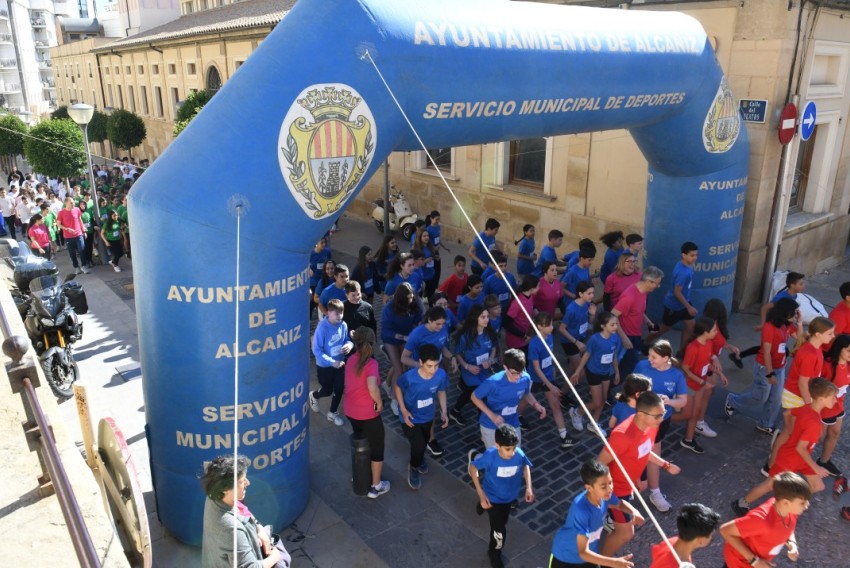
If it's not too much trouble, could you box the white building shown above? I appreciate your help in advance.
[0,0,96,119]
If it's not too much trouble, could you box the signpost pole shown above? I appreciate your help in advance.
[762,96,799,303]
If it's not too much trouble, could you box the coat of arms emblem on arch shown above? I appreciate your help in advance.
[279,84,377,219]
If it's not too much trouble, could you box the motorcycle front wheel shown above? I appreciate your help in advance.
[42,354,79,400]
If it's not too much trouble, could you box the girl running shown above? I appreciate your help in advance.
[380,283,423,415]
[374,234,399,293]
[817,334,850,476]
[413,229,439,300]
[526,312,573,448]
[514,224,537,277]
[503,275,539,353]
[679,317,722,454]
[351,245,376,302]
[450,304,499,425]
[534,260,564,319]
[570,312,621,436]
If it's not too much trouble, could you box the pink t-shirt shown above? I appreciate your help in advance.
[28,223,51,249]
[533,277,562,316]
[56,207,84,239]
[604,271,640,309]
[506,293,535,348]
[343,353,381,421]
[613,284,646,337]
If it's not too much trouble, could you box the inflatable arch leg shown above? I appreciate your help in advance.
[128,0,748,544]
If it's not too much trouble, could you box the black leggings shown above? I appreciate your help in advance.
[314,365,345,413]
[348,416,385,462]
[107,238,124,266]
[401,420,432,468]
[453,381,476,413]
[486,502,512,554]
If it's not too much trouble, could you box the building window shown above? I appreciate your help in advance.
[152,64,159,75]
[125,65,131,75]
[491,137,553,194]
[807,41,850,99]
[117,85,124,108]
[168,63,176,75]
[107,85,113,107]
[235,60,244,69]
[206,65,221,94]
[140,85,149,115]
[76,63,80,78]
[154,86,163,117]
[114,66,119,75]
[187,62,196,75]
[138,65,144,75]
[128,85,136,112]
[104,66,109,75]
[413,148,454,176]
[91,90,96,107]
[182,1,193,15]
[171,87,179,117]
[789,127,816,213]
[87,63,92,78]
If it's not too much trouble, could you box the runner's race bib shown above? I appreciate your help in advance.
[417,397,433,408]
[496,466,518,478]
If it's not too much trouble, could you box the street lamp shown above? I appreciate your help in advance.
[68,103,108,265]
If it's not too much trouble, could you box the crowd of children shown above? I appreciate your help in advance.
[2,160,139,272]
[309,215,846,567]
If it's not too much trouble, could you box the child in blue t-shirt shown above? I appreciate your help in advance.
[469,424,534,568]
[658,241,699,347]
[514,224,537,276]
[526,312,573,449]
[561,244,596,301]
[570,312,621,437]
[468,217,501,276]
[608,373,652,430]
[533,229,565,276]
[485,294,503,333]
[483,251,518,313]
[549,460,641,568]
[394,344,448,491]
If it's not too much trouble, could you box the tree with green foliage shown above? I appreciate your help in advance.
[24,119,86,178]
[176,90,211,122]
[172,107,200,137]
[87,110,108,143]
[51,106,69,120]
[0,114,28,159]
[107,109,146,155]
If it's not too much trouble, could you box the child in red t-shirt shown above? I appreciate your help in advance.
[437,256,468,314]
[679,317,723,454]
[649,503,720,567]
[735,378,838,516]
[597,391,681,558]
[817,335,850,476]
[769,317,834,471]
[722,472,811,568]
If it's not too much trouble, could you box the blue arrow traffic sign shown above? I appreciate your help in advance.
[800,101,817,141]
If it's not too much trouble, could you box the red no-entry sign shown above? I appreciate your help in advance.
[778,103,797,145]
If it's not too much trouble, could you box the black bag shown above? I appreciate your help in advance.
[63,280,89,315]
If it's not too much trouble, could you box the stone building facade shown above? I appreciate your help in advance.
[50,0,850,309]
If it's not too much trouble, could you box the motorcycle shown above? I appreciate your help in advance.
[0,239,87,399]
[23,273,86,399]
[371,189,418,241]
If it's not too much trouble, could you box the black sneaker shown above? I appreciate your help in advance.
[560,435,577,449]
[728,352,744,369]
[559,394,573,410]
[755,424,776,435]
[724,393,735,418]
[426,439,445,457]
[760,462,770,477]
[731,499,750,518]
[518,416,529,431]
[488,551,504,568]
[679,438,704,454]
[818,458,842,477]
[449,408,467,426]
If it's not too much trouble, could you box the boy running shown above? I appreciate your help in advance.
[649,503,720,567]
[549,460,640,568]
[469,424,534,568]
[722,472,811,568]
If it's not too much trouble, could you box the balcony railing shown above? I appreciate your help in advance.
[31,18,46,28]
[0,58,17,68]
[37,60,51,69]
[0,83,22,93]
[0,34,11,43]
[0,10,8,19]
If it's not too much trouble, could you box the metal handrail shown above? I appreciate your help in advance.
[0,305,102,567]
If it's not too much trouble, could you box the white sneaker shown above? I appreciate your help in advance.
[74,267,82,275]
[80,266,91,274]
[649,491,672,513]
[391,399,399,416]
[327,411,344,427]
[113,264,121,272]
[569,407,584,431]
[695,420,717,438]
[367,480,391,499]
[308,391,320,412]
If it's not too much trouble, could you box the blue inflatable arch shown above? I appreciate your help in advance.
[129,0,748,544]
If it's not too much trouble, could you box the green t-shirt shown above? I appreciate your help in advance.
[80,211,93,235]
[103,219,122,242]
[44,211,56,240]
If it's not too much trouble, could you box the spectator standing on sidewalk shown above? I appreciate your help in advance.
[0,187,17,239]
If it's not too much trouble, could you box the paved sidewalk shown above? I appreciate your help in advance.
[26,214,850,567]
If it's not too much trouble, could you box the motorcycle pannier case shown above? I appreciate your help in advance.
[64,281,89,315]
[14,259,58,291]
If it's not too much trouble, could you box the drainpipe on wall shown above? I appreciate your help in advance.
[761,93,800,303]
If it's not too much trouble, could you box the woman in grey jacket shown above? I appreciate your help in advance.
[201,455,290,568]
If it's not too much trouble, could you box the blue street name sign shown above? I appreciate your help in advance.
[739,99,768,123]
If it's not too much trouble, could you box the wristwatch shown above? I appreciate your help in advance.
[749,557,759,566]
[766,371,776,378]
